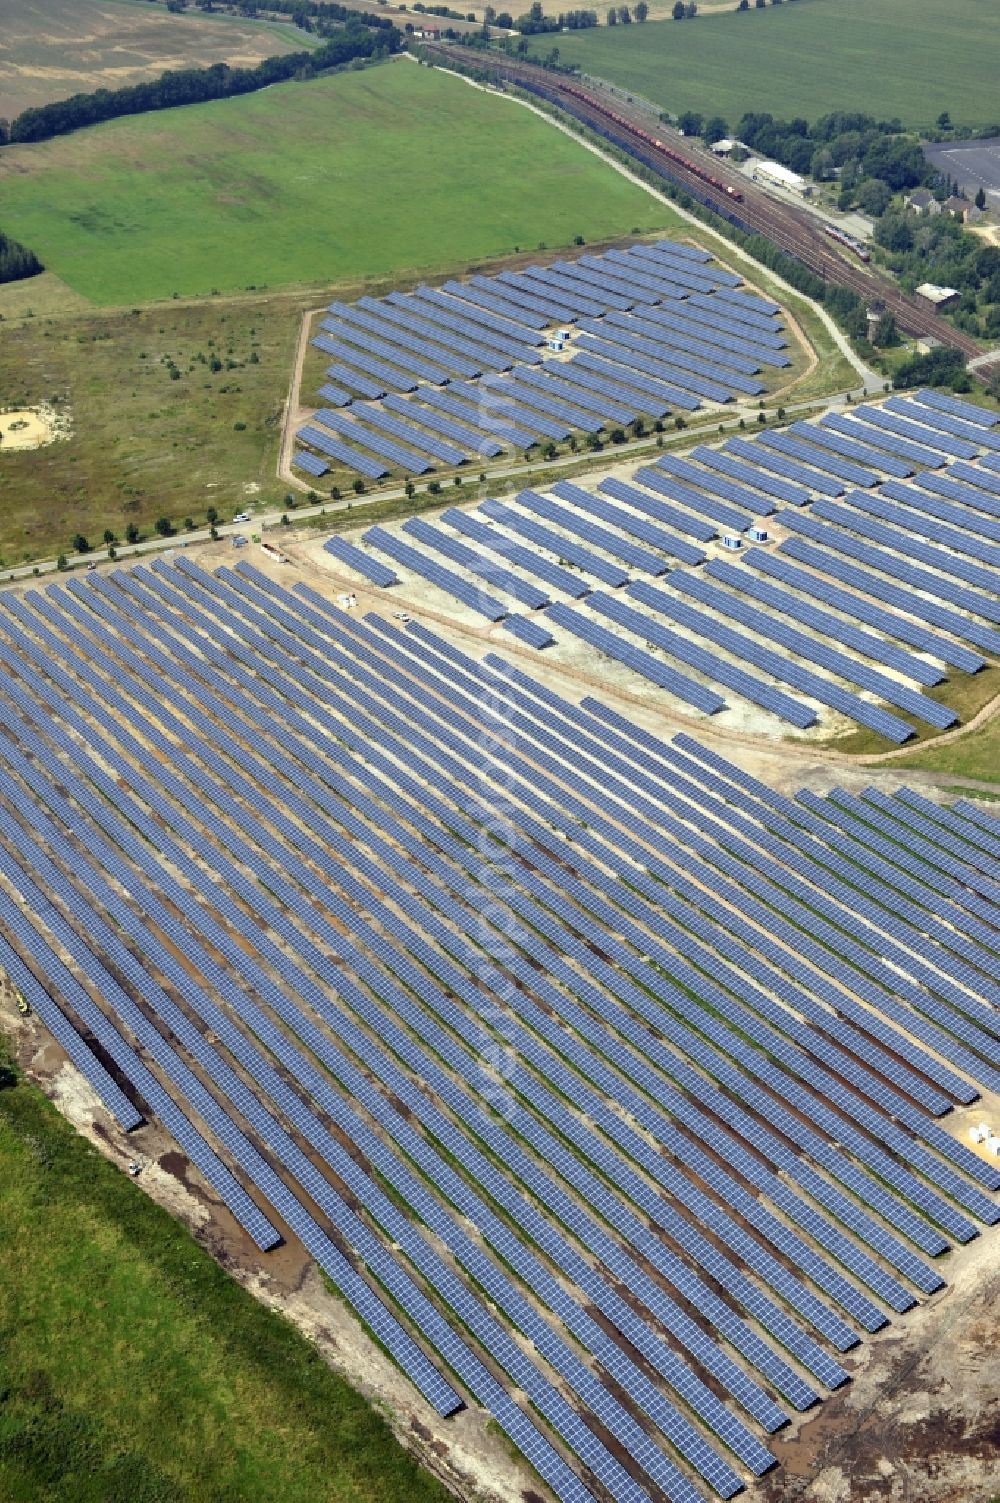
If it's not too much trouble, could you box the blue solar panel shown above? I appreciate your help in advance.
[550,258,640,308]
[327,304,479,380]
[808,496,1000,600]
[576,335,717,404]
[416,284,544,343]
[480,500,628,586]
[401,517,549,609]
[705,556,944,687]
[554,479,706,564]
[633,578,914,742]
[693,444,808,506]
[382,394,503,459]
[546,600,726,712]
[819,411,945,470]
[516,363,634,425]
[758,430,878,488]
[789,420,913,479]
[638,301,790,369]
[295,426,388,480]
[362,526,507,620]
[578,319,762,398]
[639,461,752,532]
[600,309,762,376]
[487,272,579,324]
[321,317,455,386]
[387,290,542,366]
[589,590,813,727]
[626,245,723,294]
[323,536,398,587]
[778,530,1000,658]
[713,286,781,316]
[359,296,507,373]
[313,408,432,474]
[452,380,569,442]
[723,436,844,496]
[325,362,387,399]
[442,508,588,597]
[483,376,602,433]
[351,404,466,466]
[375,294,526,369]
[316,382,352,407]
[11,549,1000,1503]
[516,487,668,573]
[600,473,717,542]
[914,468,1000,519]
[417,387,536,450]
[293,449,329,478]
[740,548,955,680]
[687,291,787,341]
[850,403,979,461]
[596,249,690,301]
[913,387,1000,427]
[440,279,548,330]
[518,266,611,318]
[313,335,417,393]
[502,614,554,649]
[672,568,953,731]
[884,396,1000,452]
[563,354,681,415]
[870,481,1000,550]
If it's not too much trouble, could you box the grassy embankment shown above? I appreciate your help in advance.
[0,1041,451,1503]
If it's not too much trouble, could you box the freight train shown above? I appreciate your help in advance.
[556,81,745,202]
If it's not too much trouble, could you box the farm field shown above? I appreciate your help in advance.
[0,1043,451,1503]
[0,59,667,305]
[525,0,1000,131]
[0,0,307,121]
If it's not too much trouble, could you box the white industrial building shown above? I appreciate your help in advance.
[751,160,811,196]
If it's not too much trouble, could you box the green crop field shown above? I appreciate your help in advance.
[527,0,1000,131]
[0,59,666,305]
[0,1042,450,1503]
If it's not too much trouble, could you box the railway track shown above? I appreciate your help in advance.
[426,46,986,361]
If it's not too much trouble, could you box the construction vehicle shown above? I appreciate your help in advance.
[16,990,29,1017]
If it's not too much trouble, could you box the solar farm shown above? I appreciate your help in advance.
[294,239,791,485]
[2,523,999,1503]
[310,386,1000,747]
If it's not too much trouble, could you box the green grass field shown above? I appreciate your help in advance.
[898,715,1000,782]
[0,1043,450,1503]
[527,0,1000,130]
[0,59,665,305]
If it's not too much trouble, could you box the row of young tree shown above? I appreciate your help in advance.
[606,5,649,24]
[3,23,398,145]
[0,230,43,285]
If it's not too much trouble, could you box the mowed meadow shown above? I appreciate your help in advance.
[528,0,1000,130]
[0,59,666,305]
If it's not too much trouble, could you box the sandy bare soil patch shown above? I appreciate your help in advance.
[0,405,63,451]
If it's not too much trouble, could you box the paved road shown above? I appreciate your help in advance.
[2,391,866,584]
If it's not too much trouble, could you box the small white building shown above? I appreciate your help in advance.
[752,160,811,196]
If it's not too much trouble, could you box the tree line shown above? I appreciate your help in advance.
[3,23,398,146]
[0,230,43,285]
